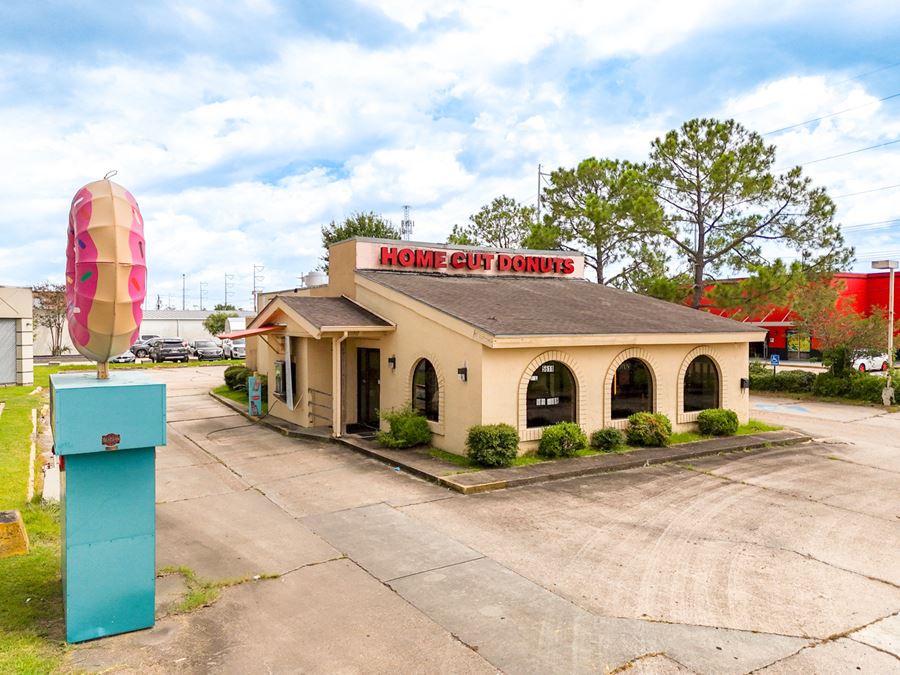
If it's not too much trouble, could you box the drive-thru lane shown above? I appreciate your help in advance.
[69,368,900,673]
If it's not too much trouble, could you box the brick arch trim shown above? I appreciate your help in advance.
[406,354,446,434]
[676,346,727,423]
[603,348,661,428]
[518,350,586,441]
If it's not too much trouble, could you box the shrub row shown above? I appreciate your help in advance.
[750,365,888,404]
[376,405,744,468]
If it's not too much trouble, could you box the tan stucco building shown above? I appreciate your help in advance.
[0,286,34,386]
[242,238,763,455]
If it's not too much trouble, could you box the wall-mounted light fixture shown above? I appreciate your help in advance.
[387,355,396,370]
[740,377,750,390]
[457,366,468,382]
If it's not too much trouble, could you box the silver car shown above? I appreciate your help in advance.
[223,338,245,359]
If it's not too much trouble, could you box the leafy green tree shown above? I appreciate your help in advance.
[448,196,535,248]
[32,281,68,356]
[203,311,237,337]
[214,303,237,311]
[648,118,853,309]
[320,212,400,270]
[539,157,665,285]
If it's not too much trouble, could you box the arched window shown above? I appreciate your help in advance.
[412,359,439,421]
[526,360,576,428]
[684,356,719,412]
[611,358,652,419]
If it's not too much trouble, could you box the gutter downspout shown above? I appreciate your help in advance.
[332,331,349,438]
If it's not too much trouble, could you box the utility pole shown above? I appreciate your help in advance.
[199,281,208,310]
[536,164,551,224]
[182,274,186,310]
[224,273,234,308]
[252,264,264,312]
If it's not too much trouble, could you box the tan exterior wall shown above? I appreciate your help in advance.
[481,341,750,454]
[353,283,484,454]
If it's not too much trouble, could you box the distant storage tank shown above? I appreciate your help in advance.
[303,271,328,288]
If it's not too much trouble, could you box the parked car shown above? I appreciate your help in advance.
[853,353,890,373]
[110,351,136,363]
[149,337,190,363]
[223,338,246,359]
[189,339,224,361]
[131,337,157,358]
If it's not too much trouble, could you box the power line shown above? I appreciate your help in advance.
[833,182,900,199]
[763,91,900,135]
[842,217,900,231]
[783,137,900,168]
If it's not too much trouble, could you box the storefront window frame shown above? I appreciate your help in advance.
[682,355,720,413]
[525,360,577,428]
[610,357,654,420]
[412,358,440,422]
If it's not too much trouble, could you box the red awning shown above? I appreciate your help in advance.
[218,325,283,339]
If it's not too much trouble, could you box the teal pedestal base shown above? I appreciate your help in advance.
[51,372,166,644]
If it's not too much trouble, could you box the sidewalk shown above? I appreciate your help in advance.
[210,391,811,494]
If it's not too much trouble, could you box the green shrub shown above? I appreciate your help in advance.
[812,372,852,398]
[590,427,626,452]
[626,412,672,447]
[750,369,816,393]
[376,405,433,448]
[538,422,588,458]
[224,365,253,391]
[848,373,889,404]
[696,408,739,436]
[465,424,520,467]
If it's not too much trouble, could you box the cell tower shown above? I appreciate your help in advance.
[400,205,414,240]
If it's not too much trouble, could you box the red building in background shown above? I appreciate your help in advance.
[703,272,900,361]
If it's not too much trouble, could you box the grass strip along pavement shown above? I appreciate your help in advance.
[0,368,64,672]
[1,361,244,672]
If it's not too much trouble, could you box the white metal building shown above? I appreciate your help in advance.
[0,286,34,385]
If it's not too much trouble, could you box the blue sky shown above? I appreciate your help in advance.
[1,0,899,309]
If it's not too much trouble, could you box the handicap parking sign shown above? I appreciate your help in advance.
[770,354,780,366]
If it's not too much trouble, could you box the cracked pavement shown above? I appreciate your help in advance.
[67,371,900,673]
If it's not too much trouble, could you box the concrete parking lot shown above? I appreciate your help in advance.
[68,367,900,674]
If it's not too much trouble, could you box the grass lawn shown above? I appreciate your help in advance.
[0,378,65,673]
[37,358,242,380]
[668,419,782,445]
[211,385,268,416]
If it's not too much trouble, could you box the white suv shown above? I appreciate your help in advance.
[223,338,246,360]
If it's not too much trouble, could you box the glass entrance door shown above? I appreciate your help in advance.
[356,348,380,429]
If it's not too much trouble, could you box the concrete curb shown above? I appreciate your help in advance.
[208,392,811,494]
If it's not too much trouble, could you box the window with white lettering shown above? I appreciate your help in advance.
[526,360,576,428]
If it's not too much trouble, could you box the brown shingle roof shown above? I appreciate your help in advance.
[359,271,761,337]
[278,296,391,329]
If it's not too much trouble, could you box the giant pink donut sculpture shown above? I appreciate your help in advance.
[66,179,146,365]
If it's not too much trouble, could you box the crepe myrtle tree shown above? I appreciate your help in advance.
[530,157,666,287]
[648,118,853,309]
[32,281,68,356]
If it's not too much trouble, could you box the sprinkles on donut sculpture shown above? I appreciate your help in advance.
[66,179,146,366]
